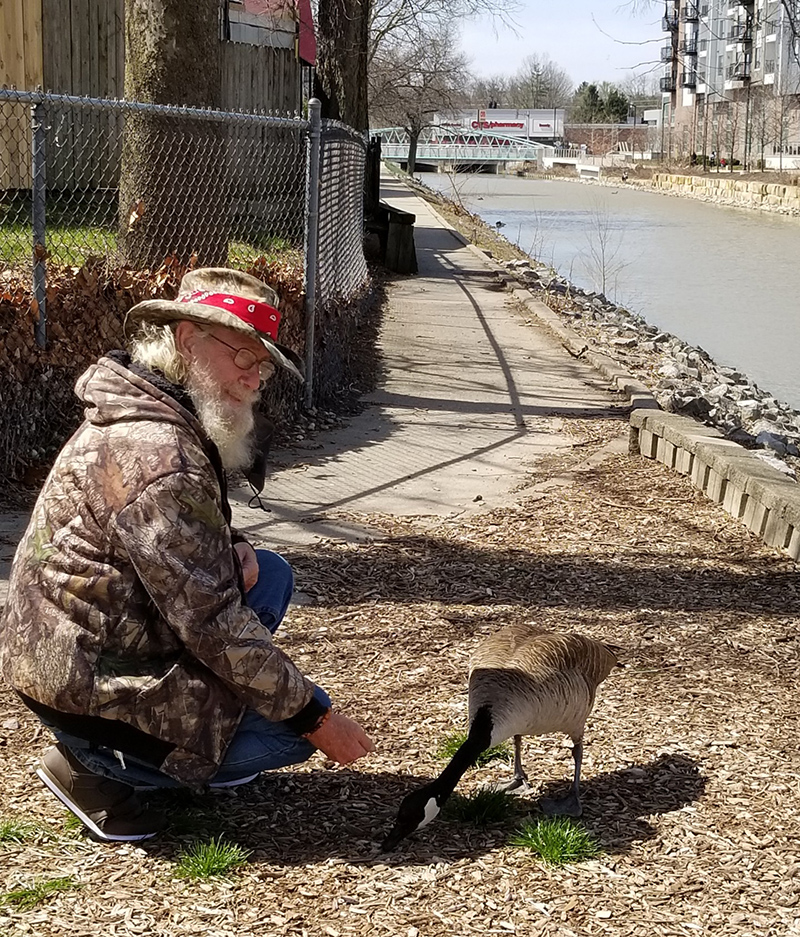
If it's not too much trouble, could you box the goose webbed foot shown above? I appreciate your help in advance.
[539,791,583,817]
[490,734,534,795]
[540,738,584,815]
[490,774,535,796]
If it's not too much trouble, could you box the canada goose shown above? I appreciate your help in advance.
[381,626,619,850]
[494,220,506,228]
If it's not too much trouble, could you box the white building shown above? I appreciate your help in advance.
[433,109,565,143]
[661,0,800,166]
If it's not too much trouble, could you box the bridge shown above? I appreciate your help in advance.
[372,126,582,171]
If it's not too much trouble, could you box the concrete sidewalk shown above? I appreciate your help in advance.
[226,176,624,549]
[0,177,625,605]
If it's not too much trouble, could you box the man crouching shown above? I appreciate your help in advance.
[0,268,373,842]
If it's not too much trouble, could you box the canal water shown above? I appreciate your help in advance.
[418,172,800,410]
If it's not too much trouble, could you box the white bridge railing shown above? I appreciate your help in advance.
[372,128,585,165]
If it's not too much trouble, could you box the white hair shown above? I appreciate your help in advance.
[128,320,191,385]
[128,318,256,471]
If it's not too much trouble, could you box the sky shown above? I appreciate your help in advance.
[458,0,663,87]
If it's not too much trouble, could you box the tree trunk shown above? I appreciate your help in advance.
[407,131,419,175]
[119,0,227,268]
[314,0,370,132]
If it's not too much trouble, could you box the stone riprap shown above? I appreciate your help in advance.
[501,256,800,473]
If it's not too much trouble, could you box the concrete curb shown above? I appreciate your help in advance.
[630,409,800,560]
[415,189,799,563]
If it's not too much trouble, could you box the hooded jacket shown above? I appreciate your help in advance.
[0,354,321,783]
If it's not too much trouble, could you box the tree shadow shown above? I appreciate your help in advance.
[286,530,799,618]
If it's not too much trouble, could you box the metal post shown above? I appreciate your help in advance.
[31,99,47,348]
[303,98,322,409]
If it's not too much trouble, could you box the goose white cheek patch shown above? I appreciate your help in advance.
[418,798,440,829]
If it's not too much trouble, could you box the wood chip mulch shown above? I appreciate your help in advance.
[1,418,798,937]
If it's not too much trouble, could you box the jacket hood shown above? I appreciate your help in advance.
[76,353,202,435]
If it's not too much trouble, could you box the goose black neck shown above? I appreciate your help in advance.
[430,706,494,804]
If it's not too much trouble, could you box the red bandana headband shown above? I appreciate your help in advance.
[178,289,281,340]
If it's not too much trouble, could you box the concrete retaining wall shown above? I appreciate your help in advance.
[652,173,800,214]
[630,409,800,561]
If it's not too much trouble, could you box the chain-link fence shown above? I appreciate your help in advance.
[317,119,369,305]
[0,89,368,365]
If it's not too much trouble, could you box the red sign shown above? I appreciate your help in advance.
[471,120,526,130]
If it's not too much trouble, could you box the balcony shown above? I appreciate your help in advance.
[726,61,751,80]
[661,44,675,62]
[681,38,698,55]
[660,74,677,92]
[729,22,752,42]
[682,3,700,21]
[662,12,679,30]
[681,70,698,87]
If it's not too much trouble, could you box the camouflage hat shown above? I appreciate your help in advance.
[127,267,304,382]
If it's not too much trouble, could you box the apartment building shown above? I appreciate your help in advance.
[660,0,800,167]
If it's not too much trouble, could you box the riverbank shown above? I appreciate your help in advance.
[526,165,800,219]
[395,168,800,481]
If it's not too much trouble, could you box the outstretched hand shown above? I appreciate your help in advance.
[234,541,259,592]
[306,712,375,765]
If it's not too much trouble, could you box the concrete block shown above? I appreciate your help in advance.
[639,428,659,459]
[743,474,800,510]
[743,498,769,537]
[675,447,694,475]
[787,527,800,561]
[691,457,710,491]
[722,482,748,518]
[656,436,671,467]
[704,468,727,504]
[763,511,792,550]
[777,491,800,527]
[694,439,749,471]
[723,456,789,491]
[661,422,725,454]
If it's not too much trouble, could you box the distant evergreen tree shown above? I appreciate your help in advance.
[570,81,630,123]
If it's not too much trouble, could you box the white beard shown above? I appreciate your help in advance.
[185,365,257,472]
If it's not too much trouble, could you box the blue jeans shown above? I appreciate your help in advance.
[54,550,331,788]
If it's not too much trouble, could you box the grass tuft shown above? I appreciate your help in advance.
[437,732,511,767]
[174,836,251,879]
[61,813,85,836]
[443,788,518,827]
[509,816,602,864]
[0,876,81,910]
[0,819,51,844]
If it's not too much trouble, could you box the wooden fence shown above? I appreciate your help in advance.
[0,0,301,191]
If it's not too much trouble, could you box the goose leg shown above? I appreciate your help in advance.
[493,736,534,795]
[540,739,583,817]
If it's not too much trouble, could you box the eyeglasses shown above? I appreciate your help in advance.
[207,333,276,382]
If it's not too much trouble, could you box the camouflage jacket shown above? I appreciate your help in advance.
[0,355,317,782]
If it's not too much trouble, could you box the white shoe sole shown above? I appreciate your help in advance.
[134,772,259,793]
[209,773,259,789]
[36,767,159,843]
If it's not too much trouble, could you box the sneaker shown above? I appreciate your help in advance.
[36,744,166,843]
[134,773,260,793]
[209,773,259,790]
